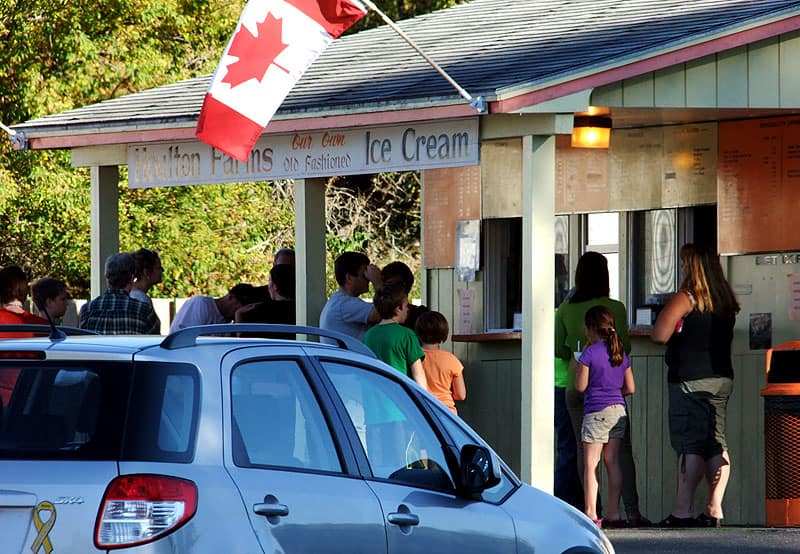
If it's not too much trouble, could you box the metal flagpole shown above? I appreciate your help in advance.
[0,122,26,149]
[360,0,486,113]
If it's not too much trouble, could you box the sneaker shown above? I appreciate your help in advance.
[658,514,701,528]
[696,513,722,528]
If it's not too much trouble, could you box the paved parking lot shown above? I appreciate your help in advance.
[605,527,800,553]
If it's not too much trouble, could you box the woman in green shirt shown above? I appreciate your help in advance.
[555,251,648,527]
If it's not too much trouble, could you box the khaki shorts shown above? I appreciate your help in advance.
[668,377,732,459]
[581,404,627,444]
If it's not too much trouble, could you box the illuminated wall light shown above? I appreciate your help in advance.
[571,115,612,149]
[673,151,694,170]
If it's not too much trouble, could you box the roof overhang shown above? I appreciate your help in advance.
[11,5,800,152]
[18,101,480,151]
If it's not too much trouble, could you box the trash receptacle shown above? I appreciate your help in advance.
[761,341,800,527]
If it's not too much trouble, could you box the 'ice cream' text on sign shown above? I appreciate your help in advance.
[129,118,478,188]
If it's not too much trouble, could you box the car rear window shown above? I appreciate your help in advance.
[0,362,131,459]
[0,361,200,462]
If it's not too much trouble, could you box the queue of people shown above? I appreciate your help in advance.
[2,242,734,523]
[555,251,648,528]
[320,251,467,415]
[0,245,299,337]
[554,244,738,530]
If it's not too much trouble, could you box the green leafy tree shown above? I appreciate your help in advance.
[0,0,461,300]
[351,0,464,33]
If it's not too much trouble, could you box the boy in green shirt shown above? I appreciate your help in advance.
[363,284,428,390]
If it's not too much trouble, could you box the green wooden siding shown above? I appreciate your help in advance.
[438,315,771,524]
[592,31,800,109]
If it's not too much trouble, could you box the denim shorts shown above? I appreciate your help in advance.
[581,404,627,443]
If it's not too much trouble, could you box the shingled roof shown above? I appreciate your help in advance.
[13,0,800,140]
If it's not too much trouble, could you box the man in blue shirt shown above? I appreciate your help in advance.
[319,251,381,343]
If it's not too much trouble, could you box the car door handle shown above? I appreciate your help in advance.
[254,502,290,517]
[387,512,420,526]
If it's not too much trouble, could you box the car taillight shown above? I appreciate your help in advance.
[94,474,197,549]
[0,350,45,359]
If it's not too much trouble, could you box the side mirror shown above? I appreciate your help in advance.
[459,444,501,498]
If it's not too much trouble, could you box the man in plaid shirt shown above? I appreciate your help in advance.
[79,252,161,335]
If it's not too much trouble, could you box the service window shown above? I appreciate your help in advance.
[484,215,570,330]
[628,205,716,321]
[584,212,620,301]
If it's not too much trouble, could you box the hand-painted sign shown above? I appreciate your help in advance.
[128,118,479,188]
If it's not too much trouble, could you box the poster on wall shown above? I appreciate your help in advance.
[749,312,773,350]
[718,116,800,255]
[455,220,480,282]
[788,273,800,321]
[481,139,522,218]
[457,288,477,334]
[555,123,716,213]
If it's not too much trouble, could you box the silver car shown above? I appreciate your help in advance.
[0,324,612,553]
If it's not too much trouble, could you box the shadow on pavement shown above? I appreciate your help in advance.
[605,527,800,554]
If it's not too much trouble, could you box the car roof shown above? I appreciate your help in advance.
[0,323,376,360]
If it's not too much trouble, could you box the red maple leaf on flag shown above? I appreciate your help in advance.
[222,12,289,88]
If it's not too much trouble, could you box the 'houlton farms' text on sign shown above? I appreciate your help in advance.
[128,119,479,188]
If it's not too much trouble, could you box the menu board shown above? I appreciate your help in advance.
[662,123,717,207]
[555,123,714,213]
[422,166,481,268]
[718,116,800,254]
[608,127,664,210]
[481,138,522,218]
[555,135,609,213]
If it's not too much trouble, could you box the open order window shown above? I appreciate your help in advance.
[483,215,569,331]
[628,205,716,325]
[583,212,620,301]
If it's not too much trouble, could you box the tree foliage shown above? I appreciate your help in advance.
[0,0,461,300]
[349,0,463,34]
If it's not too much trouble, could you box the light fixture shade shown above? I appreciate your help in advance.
[571,115,611,149]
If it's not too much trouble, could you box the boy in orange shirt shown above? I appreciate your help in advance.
[415,311,466,414]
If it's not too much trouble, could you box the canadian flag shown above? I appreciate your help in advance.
[196,0,367,162]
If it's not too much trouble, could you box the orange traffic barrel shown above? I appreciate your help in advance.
[761,341,800,527]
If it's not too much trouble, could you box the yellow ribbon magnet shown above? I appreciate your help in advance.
[31,501,56,554]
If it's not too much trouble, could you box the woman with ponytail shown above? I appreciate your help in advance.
[556,251,649,527]
[575,305,635,528]
[652,243,739,528]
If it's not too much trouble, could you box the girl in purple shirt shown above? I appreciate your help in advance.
[576,306,635,528]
